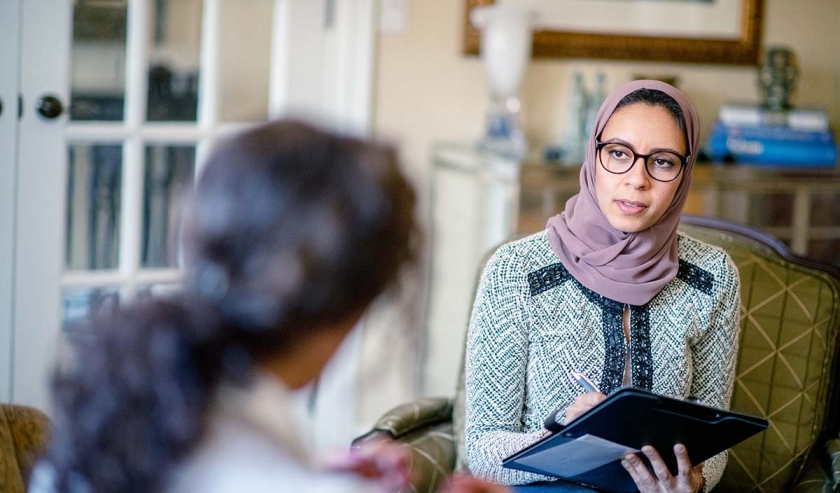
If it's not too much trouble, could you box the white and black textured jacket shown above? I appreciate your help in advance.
[465,229,741,489]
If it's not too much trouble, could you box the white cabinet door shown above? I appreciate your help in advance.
[11,0,376,441]
[14,0,72,411]
[0,0,22,403]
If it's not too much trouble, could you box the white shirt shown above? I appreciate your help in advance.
[169,372,370,493]
[30,373,372,493]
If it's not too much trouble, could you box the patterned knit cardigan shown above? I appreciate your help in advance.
[464,230,741,489]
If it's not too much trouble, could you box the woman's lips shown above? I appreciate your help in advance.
[616,199,647,215]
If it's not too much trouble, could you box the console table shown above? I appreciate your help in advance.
[520,163,840,266]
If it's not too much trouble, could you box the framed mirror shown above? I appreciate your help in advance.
[463,0,764,65]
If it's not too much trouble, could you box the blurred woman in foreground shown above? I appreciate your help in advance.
[31,120,510,493]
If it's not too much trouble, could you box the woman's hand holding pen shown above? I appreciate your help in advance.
[564,392,606,423]
[621,444,705,493]
[564,370,605,424]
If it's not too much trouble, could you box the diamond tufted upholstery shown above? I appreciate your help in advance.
[679,216,840,493]
[353,216,840,493]
[0,404,51,493]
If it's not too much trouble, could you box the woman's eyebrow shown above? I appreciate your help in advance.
[600,137,685,155]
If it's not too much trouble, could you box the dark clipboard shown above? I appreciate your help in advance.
[502,387,769,493]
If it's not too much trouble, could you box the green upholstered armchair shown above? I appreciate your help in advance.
[0,404,51,493]
[353,215,840,493]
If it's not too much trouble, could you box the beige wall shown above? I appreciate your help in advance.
[373,0,840,397]
[374,0,840,182]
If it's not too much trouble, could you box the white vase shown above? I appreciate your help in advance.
[471,5,536,160]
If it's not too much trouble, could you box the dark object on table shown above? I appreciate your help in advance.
[758,46,799,111]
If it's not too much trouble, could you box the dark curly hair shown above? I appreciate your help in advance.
[45,119,418,493]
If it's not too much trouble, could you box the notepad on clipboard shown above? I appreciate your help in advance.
[503,387,768,493]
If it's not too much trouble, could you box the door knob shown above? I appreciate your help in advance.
[36,94,64,119]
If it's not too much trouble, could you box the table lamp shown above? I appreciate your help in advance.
[470,5,536,161]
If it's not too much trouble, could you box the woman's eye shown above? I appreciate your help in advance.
[651,157,676,168]
[610,149,629,159]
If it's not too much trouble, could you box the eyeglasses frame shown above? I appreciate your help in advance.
[595,139,689,183]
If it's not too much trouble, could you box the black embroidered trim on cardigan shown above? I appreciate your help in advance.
[678,259,714,295]
[527,263,573,296]
[595,299,626,394]
[629,305,653,390]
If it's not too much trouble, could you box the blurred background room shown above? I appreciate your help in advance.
[1,0,838,460]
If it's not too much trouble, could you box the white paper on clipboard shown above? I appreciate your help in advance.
[513,434,640,477]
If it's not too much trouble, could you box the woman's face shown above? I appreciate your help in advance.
[594,102,687,233]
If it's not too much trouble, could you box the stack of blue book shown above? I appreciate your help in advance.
[703,103,837,168]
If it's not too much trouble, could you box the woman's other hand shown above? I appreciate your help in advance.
[438,473,515,493]
[621,444,704,493]
[324,442,411,491]
[564,392,606,423]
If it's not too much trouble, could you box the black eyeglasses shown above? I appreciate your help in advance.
[595,140,689,183]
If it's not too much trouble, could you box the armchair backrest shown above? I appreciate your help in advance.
[454,215,840,492]
[0,404,51,493]
[679,215,840,492]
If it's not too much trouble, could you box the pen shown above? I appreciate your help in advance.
[570,370,600,393]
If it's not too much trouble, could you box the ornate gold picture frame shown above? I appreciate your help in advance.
[463,0,764,65]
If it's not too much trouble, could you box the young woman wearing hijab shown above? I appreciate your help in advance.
[29,120,512,493]
[464,80,740,493]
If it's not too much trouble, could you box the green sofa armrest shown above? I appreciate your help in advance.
[358,397,453,440]
[353,398,456,493]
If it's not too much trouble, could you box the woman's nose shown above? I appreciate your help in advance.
[623,157,650,188]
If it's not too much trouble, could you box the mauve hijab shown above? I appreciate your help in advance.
[546,79,700,306]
